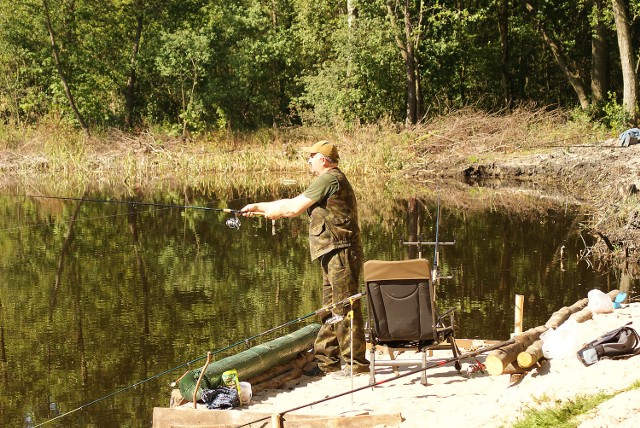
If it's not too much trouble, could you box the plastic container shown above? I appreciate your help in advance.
[239,382,252,405]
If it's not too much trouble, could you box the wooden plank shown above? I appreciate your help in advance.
[153,408,402,428]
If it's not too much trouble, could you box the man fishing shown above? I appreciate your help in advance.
[241,140,369,377]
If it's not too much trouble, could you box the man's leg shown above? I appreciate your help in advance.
[326,247,369,372]
[312,254,342,373]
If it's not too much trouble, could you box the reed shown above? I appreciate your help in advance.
[0,107,600,204]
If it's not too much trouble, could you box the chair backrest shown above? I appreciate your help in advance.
[364,259,436,342]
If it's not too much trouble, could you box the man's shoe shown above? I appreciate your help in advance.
[331,365,369,379]
[302,365,325,377]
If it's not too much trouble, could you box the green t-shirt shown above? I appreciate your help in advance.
[303,171,340,202]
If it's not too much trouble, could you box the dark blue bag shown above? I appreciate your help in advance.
[577,322,640,366]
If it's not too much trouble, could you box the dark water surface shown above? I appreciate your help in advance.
[0,190,635,427]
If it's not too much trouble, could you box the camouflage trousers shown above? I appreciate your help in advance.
[314,246,369,372]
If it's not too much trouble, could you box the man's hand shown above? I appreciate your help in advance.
[240,204,264,217]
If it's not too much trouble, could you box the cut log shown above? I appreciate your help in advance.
[570,307,593,323]
[485,326,546,375]
[486,290,620,376]
[517,339,543,369]
[502,361,527,375]
[250,368,303,394]
[245,351,313,386]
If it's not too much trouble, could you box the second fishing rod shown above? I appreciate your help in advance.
[33,291,366,427]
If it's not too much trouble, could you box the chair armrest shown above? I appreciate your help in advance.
[436,306,458,328]
[438,307,456,319]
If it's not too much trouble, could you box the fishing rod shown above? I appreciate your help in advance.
[236,337,516,428]
[401,194,455,281]
[433,192,441,283]
[33,292,366,427]
[22,194,264,229]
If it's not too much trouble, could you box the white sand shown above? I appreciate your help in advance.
[241,303,640,427]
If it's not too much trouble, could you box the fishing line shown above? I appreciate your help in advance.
[0,205,176,234]
[4,194,262,230]
[19,194,243,213]
[33,293,366,427]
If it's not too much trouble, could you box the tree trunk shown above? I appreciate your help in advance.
[611,0,638,125]
[402,0,418,125]
[523,0,590,109]
[42,0,90,136]
[347,0,355,28]
[386,0,420,125]
[590,0,608,106]
[498,0,512,108]
[124,3,144,130]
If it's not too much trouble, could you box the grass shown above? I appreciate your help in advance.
[0,106,616,227]
[511,379,640,428]
[0,106,607,191]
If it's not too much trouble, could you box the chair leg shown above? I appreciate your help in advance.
[448,336,462,372]
[369,344,376,386]
[420,349,427,386]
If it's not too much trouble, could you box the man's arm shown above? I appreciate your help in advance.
[241,194,315,220]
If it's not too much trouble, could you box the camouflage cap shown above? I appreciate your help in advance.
[301,140,340,160]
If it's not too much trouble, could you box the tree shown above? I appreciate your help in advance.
[497,0,513,107]
[155,27,211,136]
[123,0,146,130]
[522,0,590,109]
[611,0,638,125]
[42,0,90,135]
[591,0,608,108]
[386,0,423,125]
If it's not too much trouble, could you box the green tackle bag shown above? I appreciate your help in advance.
[577,322,640,366]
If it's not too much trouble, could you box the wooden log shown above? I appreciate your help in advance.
[544,306,573,329]
[502,361,527,375]
[570,307,593,323]
[244,351,313,386]
[485,326,546,375]
[517,339,543,369]
[489,290,621,376]
[250,368,303,394]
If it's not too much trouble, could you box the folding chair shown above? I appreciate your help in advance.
[364,259,461,385]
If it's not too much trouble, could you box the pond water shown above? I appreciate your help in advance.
[0,188,635,427]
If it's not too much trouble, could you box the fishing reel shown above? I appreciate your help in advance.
[225,215,242,230]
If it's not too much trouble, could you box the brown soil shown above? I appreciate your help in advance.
[410,135,640,269]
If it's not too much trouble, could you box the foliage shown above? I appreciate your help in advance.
[0,0,637,131]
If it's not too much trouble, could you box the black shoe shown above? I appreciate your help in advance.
[303,365,325,377]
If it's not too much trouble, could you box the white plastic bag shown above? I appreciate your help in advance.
[587,289,613,314]
[239,381,252,405]
[541,318,579,359]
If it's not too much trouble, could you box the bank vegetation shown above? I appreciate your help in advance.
[3,106,639,271]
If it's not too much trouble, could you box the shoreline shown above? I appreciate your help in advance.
[2,121,639,266]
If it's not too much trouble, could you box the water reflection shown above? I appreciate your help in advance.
[0,191,636,427]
